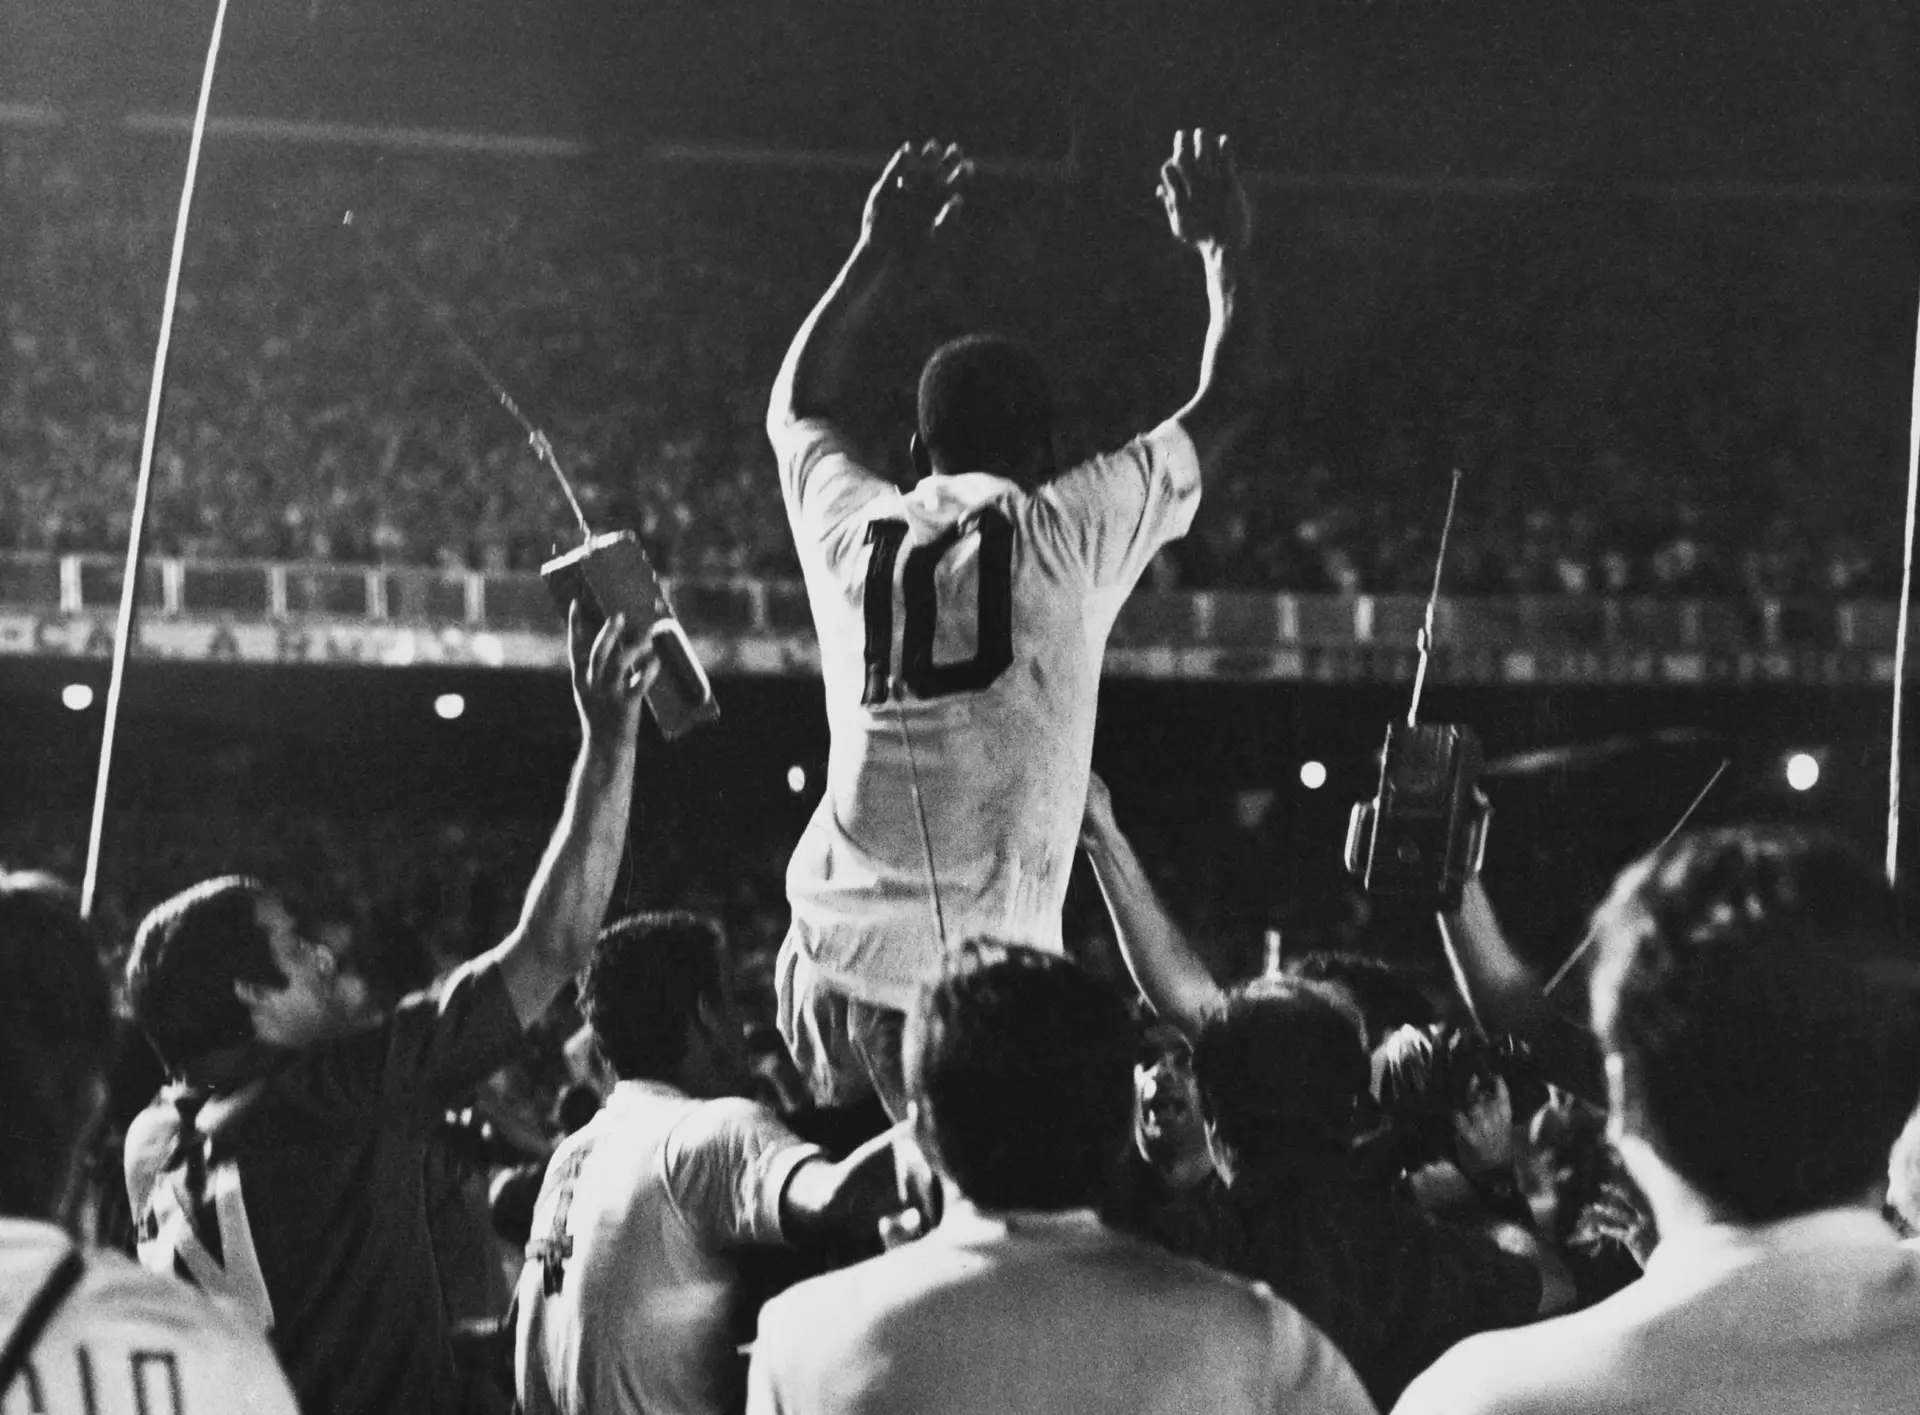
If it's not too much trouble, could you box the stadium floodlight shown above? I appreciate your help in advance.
[434,693,466,721]
[1785,753,1820,792]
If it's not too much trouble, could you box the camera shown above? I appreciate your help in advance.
[541,531,720,741]
[1344,721,1487,910]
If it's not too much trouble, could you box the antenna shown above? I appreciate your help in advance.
[1408,469,1464,727]
[343,212,592,542]
[888,681,951,964]
[1542,756,1730,996]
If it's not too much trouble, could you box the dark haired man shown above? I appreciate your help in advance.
[767,130,1262,1114]
[122,607,658,1415]
[514,912,902,1415]
[0,871,298,1415]
[1395,829,1920,1415]
[747,945,1375,1415]
[1079,775,1563,1408]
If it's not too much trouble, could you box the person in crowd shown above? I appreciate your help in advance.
[765,128,1262,1115]
[1282,951,1438,1052]
[120,606,659,1415]
[514,911,906,1415]
[1396,828,1920,1414]
[0,871,299,1415]
[1079,774,1570,1407]
[746,944,1376,1415]
[1100,1008,1231,1257]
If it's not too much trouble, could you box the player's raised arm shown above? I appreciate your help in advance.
[767,141,972,441]
[1160,130,1260,477]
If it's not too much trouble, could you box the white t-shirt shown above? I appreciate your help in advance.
[775,416,1202,1009]
[0,1219,298,1415]
[747,1203,1378,1415]
[513,1079,823,1415]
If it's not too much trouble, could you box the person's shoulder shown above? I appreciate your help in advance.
[64,1247,278,1360]
[669,1093,801,1151]
[1390,1316,1596,1415]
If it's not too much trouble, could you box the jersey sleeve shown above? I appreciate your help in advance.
[660,1098,825,1249]
[1031,418,1202,589]
[772,416,894,581]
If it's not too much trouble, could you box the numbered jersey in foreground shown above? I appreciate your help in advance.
[0,1219,298,1415]
[775,417,1201,1009]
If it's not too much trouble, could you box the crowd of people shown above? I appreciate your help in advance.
[4,129,1919,1415]
[0,129,1909,597]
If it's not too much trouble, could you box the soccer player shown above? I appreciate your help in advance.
[0,871,298,1415]
[121,608,657,1415]
[767,130,1260,1113]
[514,912,905,1415]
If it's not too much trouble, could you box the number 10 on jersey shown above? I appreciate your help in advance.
[860,510,1014,705]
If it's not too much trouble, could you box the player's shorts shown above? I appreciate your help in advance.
[775,929,908,1119]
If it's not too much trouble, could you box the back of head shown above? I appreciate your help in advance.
[1194,978,1370,1174]
[1283,952,1437,1048]
[1,871,115,1217]
[906,943,1133,1211]
[126,876,285,1076]
[1591,827,1920,1223]
[579,912,725,1082]
[917,335,1055,490]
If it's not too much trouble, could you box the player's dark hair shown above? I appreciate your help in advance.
[907,943,1134,1211]
[127,876,287,1075]
[917,335,1056,490]
[579,912,726,1082]
[1,871,116,1217]
[1591,827,1920,1223]
[1193,977,1369,1173]
[1282,951,1437,1047]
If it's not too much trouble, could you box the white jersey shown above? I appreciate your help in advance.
[775,416,1202,1010]
[0,1219,298,1415]
[514,1080,823,1415]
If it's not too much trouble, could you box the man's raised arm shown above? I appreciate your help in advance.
[1079,772,1225,1038]
[768,141,971,442]
[1160,130,1262,477]
[491,604,657,1027]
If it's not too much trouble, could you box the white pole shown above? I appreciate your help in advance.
[81,0,233,920]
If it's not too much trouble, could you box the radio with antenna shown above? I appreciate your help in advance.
[1344,470,1486,909]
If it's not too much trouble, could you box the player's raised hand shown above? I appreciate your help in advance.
[1158,129,1251,253]
[861,140,972,256]
[570,602,657,742]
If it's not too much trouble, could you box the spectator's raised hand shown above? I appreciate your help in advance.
[1158,129,1251,253]
[569,602,658,744]
[860,141,971,257]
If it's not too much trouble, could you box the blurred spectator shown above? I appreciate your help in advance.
[0,870,299,1415]
[1396,828,1920,1415]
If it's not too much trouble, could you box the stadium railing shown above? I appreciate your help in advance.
[0,552,1903,686]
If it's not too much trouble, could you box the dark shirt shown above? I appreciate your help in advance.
[126,959,523,1415]
[1205,1152,1541,1410]
[1100,1149,1236,1262]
